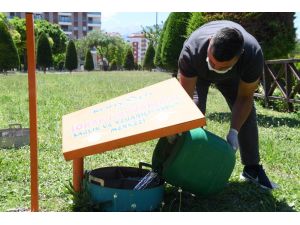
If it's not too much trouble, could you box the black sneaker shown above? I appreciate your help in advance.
[240,165,279,190]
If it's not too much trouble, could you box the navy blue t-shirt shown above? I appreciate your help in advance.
[178,20,264,83]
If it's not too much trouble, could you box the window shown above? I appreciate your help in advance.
[93,18,101,24]
[61,25,69,32]
[60,16,71,22]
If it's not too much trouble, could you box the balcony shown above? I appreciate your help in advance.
[58,12,72,16]
[87,12,101,17]
[87,21,101,27]
[59,21,72,26]
[59,15,72,25]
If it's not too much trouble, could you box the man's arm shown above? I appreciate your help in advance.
[165,72,198,144]
[178,71,198,99]
[231,79,259,132]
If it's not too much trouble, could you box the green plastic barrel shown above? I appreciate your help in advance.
[152,128,236,196]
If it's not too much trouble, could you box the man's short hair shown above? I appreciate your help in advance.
[210,27,244,62]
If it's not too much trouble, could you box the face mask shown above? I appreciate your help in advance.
[206,57,233,74]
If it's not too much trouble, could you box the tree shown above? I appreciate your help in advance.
[0,21,20,74]
[6,18,68,72]
[65,40,78,73]
[53,53,65,71]
[75,37,88,63]
[161,12,192,75]
[78,30,112,59]
[84,50,94,71]
[154,17,169,68]
[186,12,206,36]
[199,12,296,60]
[123,48,135,70]
[35,19,67,55]
[0,13,10,27]
[75,32,129,70]
[109,59,117,71]
[87,30,112,56]
[36,32,53,73]
[143,42,155,71]
[7,17,67,72]
[142,22,163,48]
[9,17,26,71]
[106,41,128,69]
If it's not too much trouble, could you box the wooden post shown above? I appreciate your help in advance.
[285,63,294,112]
[263,63,269,108]
[73,158,84,192]
[25,13,39,212]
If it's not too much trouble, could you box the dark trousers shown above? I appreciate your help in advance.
[194,78,260,166]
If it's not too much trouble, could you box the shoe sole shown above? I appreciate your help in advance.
[240,173,279,190]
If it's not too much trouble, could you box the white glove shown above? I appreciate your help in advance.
[226,128,239,151]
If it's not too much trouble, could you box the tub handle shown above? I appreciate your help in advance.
[139,162,152,170]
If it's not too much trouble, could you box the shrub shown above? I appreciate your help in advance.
[154,17,169,68]
[53,53,65,71]
[84,50,94,71]
[109,59,117,71]
[138,64,142,71]
[186,12,206,37]
[0,21,20,74]
[161,12,192,75]
[58,61,64,71]
[143,42,155,71]
[123,48,135,70]
[201,12,296,60]
[65,40,78,73]
[35,19,67,55]
[36,32,53,74]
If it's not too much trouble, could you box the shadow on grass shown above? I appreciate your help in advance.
[207,112,300,128]
[163,181,296,212]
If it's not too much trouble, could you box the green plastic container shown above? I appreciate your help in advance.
[152,128,236,196]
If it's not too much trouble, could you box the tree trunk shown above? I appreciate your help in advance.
[23,49,28,72]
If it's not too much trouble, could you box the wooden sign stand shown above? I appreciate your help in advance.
[26,13,39,212]
[62,78,206,191]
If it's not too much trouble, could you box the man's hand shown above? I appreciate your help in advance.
[226,128,239,151]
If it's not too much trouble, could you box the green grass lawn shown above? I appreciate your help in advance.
[0,71,299,212]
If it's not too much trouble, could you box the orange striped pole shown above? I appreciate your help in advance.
[25,13,39,212]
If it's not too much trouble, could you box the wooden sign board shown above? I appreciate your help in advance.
[62,78,206,161]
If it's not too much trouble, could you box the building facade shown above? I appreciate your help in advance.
[6,12,101,39]
[127,33,149,65]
